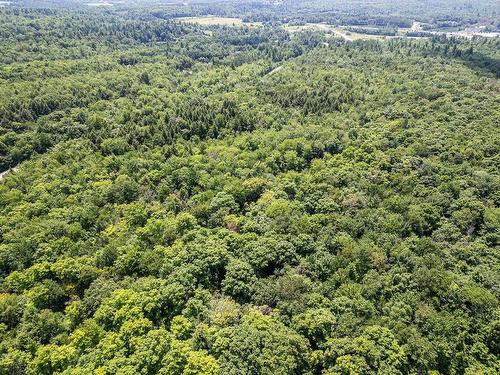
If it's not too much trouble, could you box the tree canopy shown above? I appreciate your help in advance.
[0,2,499,374]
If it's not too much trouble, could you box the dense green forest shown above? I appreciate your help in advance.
[154,0,500,29]
[0,1,499,374]
[6,0,500,31]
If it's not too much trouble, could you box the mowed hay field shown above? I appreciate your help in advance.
[178,16,262,27]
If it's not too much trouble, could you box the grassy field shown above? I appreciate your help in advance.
[284,23,387,41]
[178,16,262,27]
[176,19,416,41]
[335,27,388,41]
